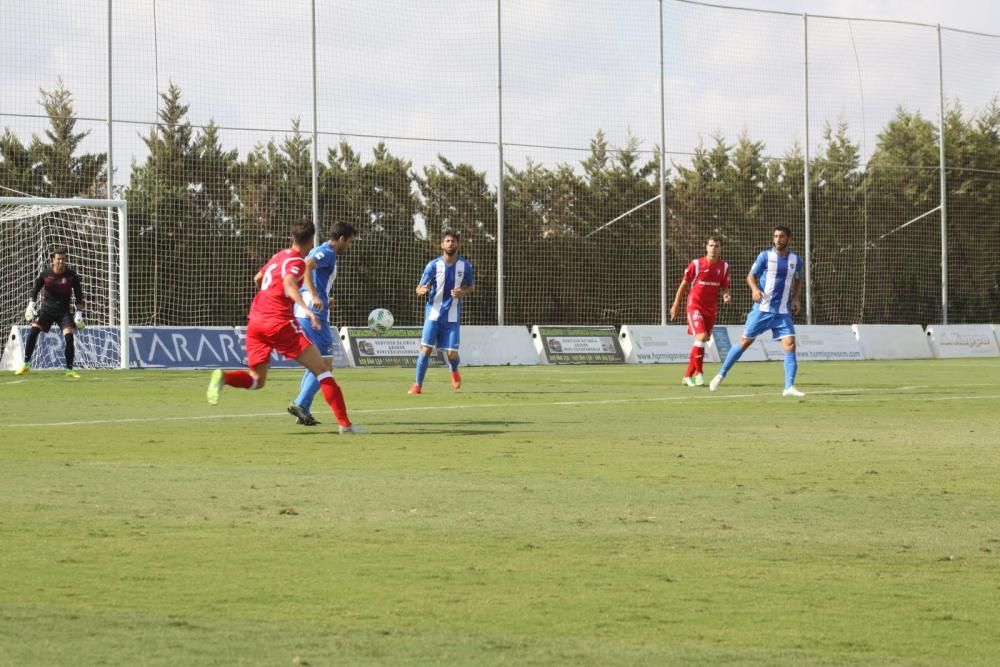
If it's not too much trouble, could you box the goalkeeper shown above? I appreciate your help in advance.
[15,247,86,379]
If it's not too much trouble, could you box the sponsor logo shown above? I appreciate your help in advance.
[938,332,994,348]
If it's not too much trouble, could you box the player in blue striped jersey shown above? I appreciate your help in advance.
[286,221,356,425]
[408,231,475,394]
[710,226,806,397]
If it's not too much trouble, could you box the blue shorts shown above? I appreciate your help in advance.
[742,309,796,341]
[296,316,335,356]
[422,318,460,351]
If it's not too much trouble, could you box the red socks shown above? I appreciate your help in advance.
[686,344,705,377]
[223,370,256,389]
[318,374,351,427]
[223,369,350,427]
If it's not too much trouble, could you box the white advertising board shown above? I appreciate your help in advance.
[925,324,1000,358]
[531,325,626,364]
[619,325,720,364]
[756,325,864,361]
[340,326,445,368]
[459,326,539,366]
[852,324,932,360]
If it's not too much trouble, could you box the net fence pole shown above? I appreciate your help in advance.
[117,203,130,368]
[659,0,668,326]
[495,0,505,326]
[311,0,320,242]
[106,0,116,328]
[937,24,948,324]
[803,13,813,324]
[106,0,113,200]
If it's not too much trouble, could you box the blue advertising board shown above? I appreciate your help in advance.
[1,326,350,370]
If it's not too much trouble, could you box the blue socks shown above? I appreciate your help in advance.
[415,354,430,387]
[719,344,746,377]
[446,355,460,373]
[294,370,320,412]
[784,351,798,389]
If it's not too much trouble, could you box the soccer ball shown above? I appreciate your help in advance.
[367,308,394,332]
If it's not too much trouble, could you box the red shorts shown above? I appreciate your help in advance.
[245,317,312,368]
[686,309,717,337]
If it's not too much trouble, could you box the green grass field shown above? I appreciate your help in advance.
[2,360,999,666]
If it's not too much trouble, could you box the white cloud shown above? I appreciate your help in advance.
[1,0,996,189]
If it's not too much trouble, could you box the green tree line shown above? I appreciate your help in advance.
[3,82,998,326]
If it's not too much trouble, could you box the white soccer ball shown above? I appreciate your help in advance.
[367,308,394,332]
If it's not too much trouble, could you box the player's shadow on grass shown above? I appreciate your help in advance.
[391,420,531,426]
[472,390,592,395]
[287,428,515,436]
[379,428,513,436]
[285,422,524,436]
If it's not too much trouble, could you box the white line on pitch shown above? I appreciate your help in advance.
[1,387,879,428]
[832,393,1000,403]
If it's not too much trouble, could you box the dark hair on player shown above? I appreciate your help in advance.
[50,247,68,259]
[441,229,459,242]
[291,218,316,244]
[706,236,722,245]
[773,225,792,237]
[329,221,356,241]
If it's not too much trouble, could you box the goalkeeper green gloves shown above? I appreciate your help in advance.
[74,310,86,330]
[24,301,36,321]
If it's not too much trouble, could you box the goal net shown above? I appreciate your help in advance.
[0,197,129,369]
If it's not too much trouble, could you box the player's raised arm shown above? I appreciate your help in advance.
[747,273,764,303]
[24,273,45,320]
[790,265,804,315]
[721,261,732,304]
[71,273,84,308]
[283,273,320,328]
[415,261,435,296]
[253,270,265,290]
[747,251,767,303]
[452,283,475,298]
[302,257,322,310]
[30,273,44,301]
[670,279,689,321]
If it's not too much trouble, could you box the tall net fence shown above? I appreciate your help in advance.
[664,3,805,326]
[941,28,1000,325]
[2,0,998,337]
[502,0,662,325]
[806,17,945,324]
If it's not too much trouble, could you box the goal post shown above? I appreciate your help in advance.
[0,197,130,369]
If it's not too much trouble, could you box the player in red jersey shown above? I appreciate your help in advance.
[669,236,731,386]
[206,219,365,434]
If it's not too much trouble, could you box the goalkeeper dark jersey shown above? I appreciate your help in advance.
[32,268,84,314]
